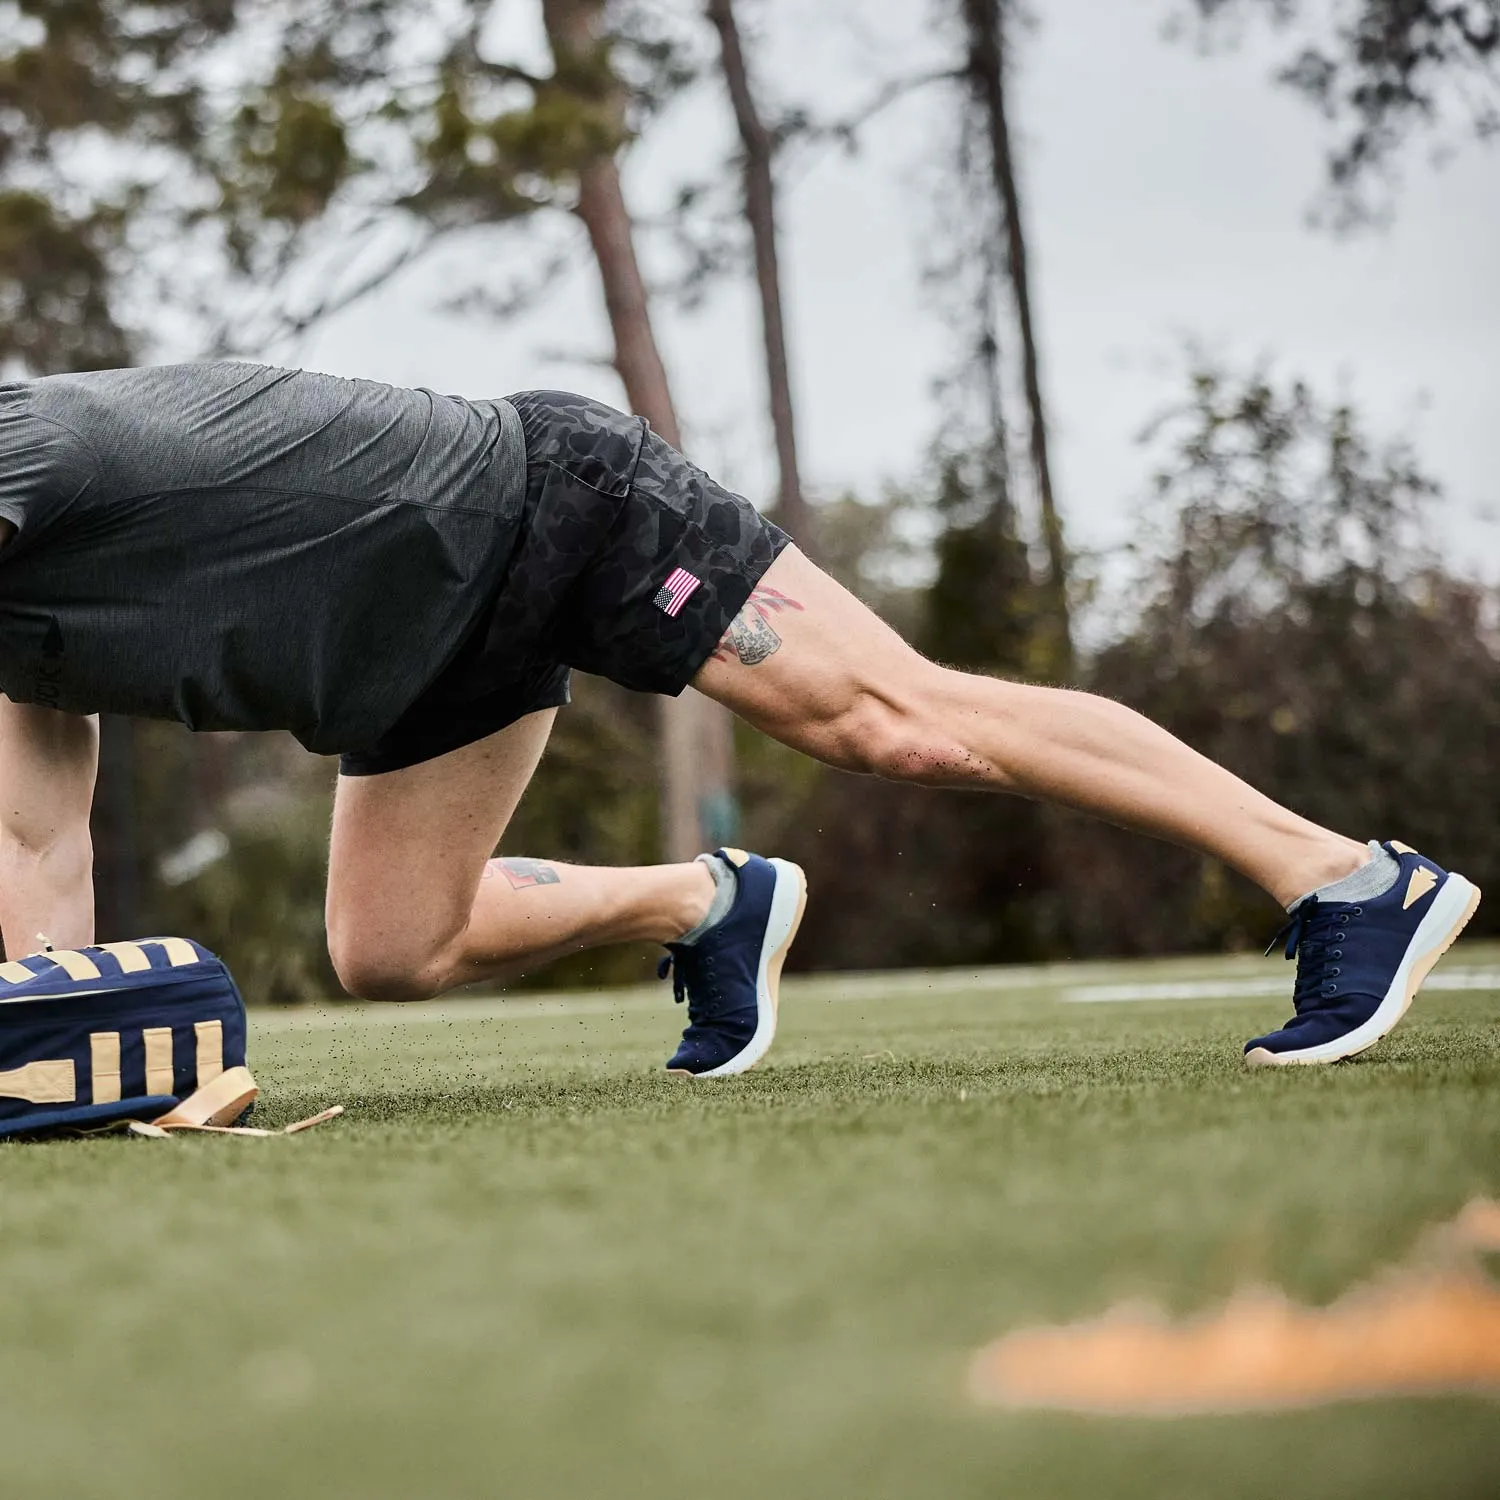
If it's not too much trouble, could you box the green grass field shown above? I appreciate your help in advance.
[4,946,1498,1500]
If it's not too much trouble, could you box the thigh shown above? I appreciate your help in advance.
[326,708,557,957]
[691,545,931,752]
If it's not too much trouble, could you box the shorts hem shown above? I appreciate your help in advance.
[337,676,573,778]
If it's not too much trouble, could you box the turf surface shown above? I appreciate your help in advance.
[3,946,1498,1500]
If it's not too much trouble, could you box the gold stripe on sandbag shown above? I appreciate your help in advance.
[47,950,101,981]
[98,942,150,974]
[143,1028,175,1095]
[90,1032,121,1104]
[158,938,199,968]
[194,1020,224,1086]
[0,960,34,984]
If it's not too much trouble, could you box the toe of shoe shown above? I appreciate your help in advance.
[1243,1027,1294,1062]
[1243,1016,1363,1064]
[666,1033,741,1075]
[665,1038,703,1073]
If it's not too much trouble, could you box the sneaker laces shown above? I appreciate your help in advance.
[1266,896,1356,1012]
[657,946,722,1021]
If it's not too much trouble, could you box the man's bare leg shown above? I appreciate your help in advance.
[325,709,713,1000]
[695,547,1365,908]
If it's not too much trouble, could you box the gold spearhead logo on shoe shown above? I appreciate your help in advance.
[1403,867,1439,910]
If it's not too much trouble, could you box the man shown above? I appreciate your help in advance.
[0,363,1480,1075]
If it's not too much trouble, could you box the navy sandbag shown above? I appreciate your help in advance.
[0,938,247,1139]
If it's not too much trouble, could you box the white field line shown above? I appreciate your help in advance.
[254,964,1107,1032]
[1062,970,1500,1004]
[251,964,1500,1031]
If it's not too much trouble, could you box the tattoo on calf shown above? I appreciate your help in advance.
[486,857,561,890]
[710,585,805,667]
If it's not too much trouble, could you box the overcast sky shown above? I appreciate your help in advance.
[300,0,1500,576]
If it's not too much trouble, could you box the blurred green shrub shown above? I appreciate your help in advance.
[153,806,337,1006]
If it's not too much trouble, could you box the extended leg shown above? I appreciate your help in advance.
[695,547,1365,908]
[325,710,713,1000]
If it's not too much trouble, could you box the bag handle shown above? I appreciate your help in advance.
[120,1067,343,1139]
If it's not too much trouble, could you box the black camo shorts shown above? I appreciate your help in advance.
[338,391,789,776]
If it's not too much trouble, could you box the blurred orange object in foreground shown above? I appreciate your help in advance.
[969,1200,1500,1415]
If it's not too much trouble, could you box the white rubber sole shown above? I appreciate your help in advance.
[671,858,807,1079]
[1245,874,1482,1068]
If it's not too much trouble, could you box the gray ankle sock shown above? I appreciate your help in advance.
[674,853,737,944]
[1288,840,1399,912]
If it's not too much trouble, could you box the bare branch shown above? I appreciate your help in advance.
[435,237,585,321]
[204,220,445,358]
[531,344,618,372]
[466,58,553,92]
[638,63,961,310]
[797,67,964,158]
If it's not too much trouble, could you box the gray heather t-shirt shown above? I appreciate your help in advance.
[0,362,526,754]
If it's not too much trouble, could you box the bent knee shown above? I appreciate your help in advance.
[327,932,449,1003]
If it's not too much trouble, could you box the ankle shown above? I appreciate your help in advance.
[1277,836,1373,908]
[667,861,718,942]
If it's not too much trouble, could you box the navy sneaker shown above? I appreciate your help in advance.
[1245,841,1482,1066]
[659,849,807,1077]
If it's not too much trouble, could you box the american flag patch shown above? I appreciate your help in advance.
[653,566,702,618]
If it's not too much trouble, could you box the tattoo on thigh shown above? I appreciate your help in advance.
[710,585,805,667]
[486,857,561,890]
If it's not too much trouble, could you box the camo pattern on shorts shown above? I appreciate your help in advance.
[338,390,787,775]
[496,390,789,692]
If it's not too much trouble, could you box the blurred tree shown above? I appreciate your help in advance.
[0,193,131,372]
[811,485,932,640]
[0,0,241,367]
[959,0,1070,673]
[915,2,1067,683]
[1080,361,1500,949]
[704,0,815,554]
[1185,1,1500,224]
[922,452,1038,676]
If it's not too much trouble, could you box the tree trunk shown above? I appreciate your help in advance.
[976,256,1013,532]
[572,157,681,445]
[962,0,1071,672]
[705,0,815,555]
[542,0,737,864]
